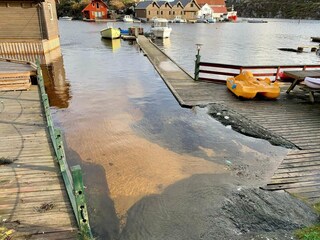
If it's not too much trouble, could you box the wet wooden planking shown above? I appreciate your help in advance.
[0,86,78,239]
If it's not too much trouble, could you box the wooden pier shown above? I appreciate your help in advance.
[0,62,78,238]
[137,35,320,204]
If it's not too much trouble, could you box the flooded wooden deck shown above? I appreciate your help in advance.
[138,35,320,204]
[0,86,77,239]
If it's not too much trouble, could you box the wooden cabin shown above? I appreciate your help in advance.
[135,1,160,21]
[171,1,184,19]
[158,1,172,20]
[0,0,60,62]
[179,0,200,20]
[82,0,108,21]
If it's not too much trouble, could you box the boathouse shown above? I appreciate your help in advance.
[172,0,200,20]
[0,0,60,61]
[171,1,184,19]
[82,0,108,21]
[135,0,199,20]
[135,1,160,21]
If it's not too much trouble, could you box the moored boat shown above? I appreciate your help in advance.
[311,37,320,43]
[60,16,73,21]
[247,19,268,23]
[173,16,187,23]
[123,15,133,22]
[100,27,121,39]
[150,18,172,38]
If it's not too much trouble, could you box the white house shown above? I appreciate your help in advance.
[197,3,212,19]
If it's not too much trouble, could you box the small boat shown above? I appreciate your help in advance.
[60,16,73,21]
[119,28,129,35]
[226,71,280,99]
[247,19,268,23]
[173,16,187,23]
[100,27,121,39]
[151,18,172,38]
[123,15,133,22]
[311,37,320,43]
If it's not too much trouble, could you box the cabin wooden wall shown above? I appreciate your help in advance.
[0,1,42,39]
[40,0,59,40]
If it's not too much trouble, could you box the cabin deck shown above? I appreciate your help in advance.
[137,35,320,204]
[0,86,78,239]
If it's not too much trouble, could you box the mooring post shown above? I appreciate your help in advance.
[194,44,202,81]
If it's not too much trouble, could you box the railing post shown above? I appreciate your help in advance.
[71,165,93,239]
[194,44,202,81]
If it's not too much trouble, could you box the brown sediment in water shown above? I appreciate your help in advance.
[65,111,227,226]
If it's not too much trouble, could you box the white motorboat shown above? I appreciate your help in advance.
[123,15,134,22]
[173,16,187,23]
[150,18,172,38]
[60,16,73,21]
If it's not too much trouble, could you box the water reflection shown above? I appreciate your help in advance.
[153,38,171,49]
[42,47,71,108]
[101,38,122,52]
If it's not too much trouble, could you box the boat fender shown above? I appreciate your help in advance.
[232,84,237,89]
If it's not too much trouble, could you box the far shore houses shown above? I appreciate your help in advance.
[135,0,201,21]
[135,0,231,21]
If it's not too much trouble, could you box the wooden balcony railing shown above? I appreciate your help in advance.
[195,61,320,83]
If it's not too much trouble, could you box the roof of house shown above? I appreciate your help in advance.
[196,0,225,6]
[171,0,200,8]
[135,1,159,9]
[158,1,172,7]
[211,6,227,13]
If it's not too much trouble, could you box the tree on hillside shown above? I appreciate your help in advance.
[57,0,90,19]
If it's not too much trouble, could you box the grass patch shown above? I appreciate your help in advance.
[295,202,320,240]
[296,225,320,240]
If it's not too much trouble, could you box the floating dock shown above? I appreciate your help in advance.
[137,35,320,204]
[0,61,78,239]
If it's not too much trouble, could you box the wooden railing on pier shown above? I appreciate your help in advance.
[35,60,93,239]
[196,62,320,83]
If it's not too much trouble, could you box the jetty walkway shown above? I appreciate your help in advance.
[137,35,320,204]
[0,62,78,239]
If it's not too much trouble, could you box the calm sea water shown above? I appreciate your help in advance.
[47,19,319,239]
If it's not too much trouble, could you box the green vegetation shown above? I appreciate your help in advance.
[295,202,320,240]
[57,0,89,19]
[226,0,320,19]
[56,0,135,19]
[296,225,320,240]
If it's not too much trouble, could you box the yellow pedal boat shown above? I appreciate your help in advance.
[226,71,280,99]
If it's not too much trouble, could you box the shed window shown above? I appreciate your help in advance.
[48,3,53,20]
[161,11,163,15]
[169,11,171,15]
[191,3,194,7]
[148,10,150,15]
[173,11,175,15]
[97,3,100,8]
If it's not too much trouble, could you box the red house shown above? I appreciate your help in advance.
[82,0,108,21]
